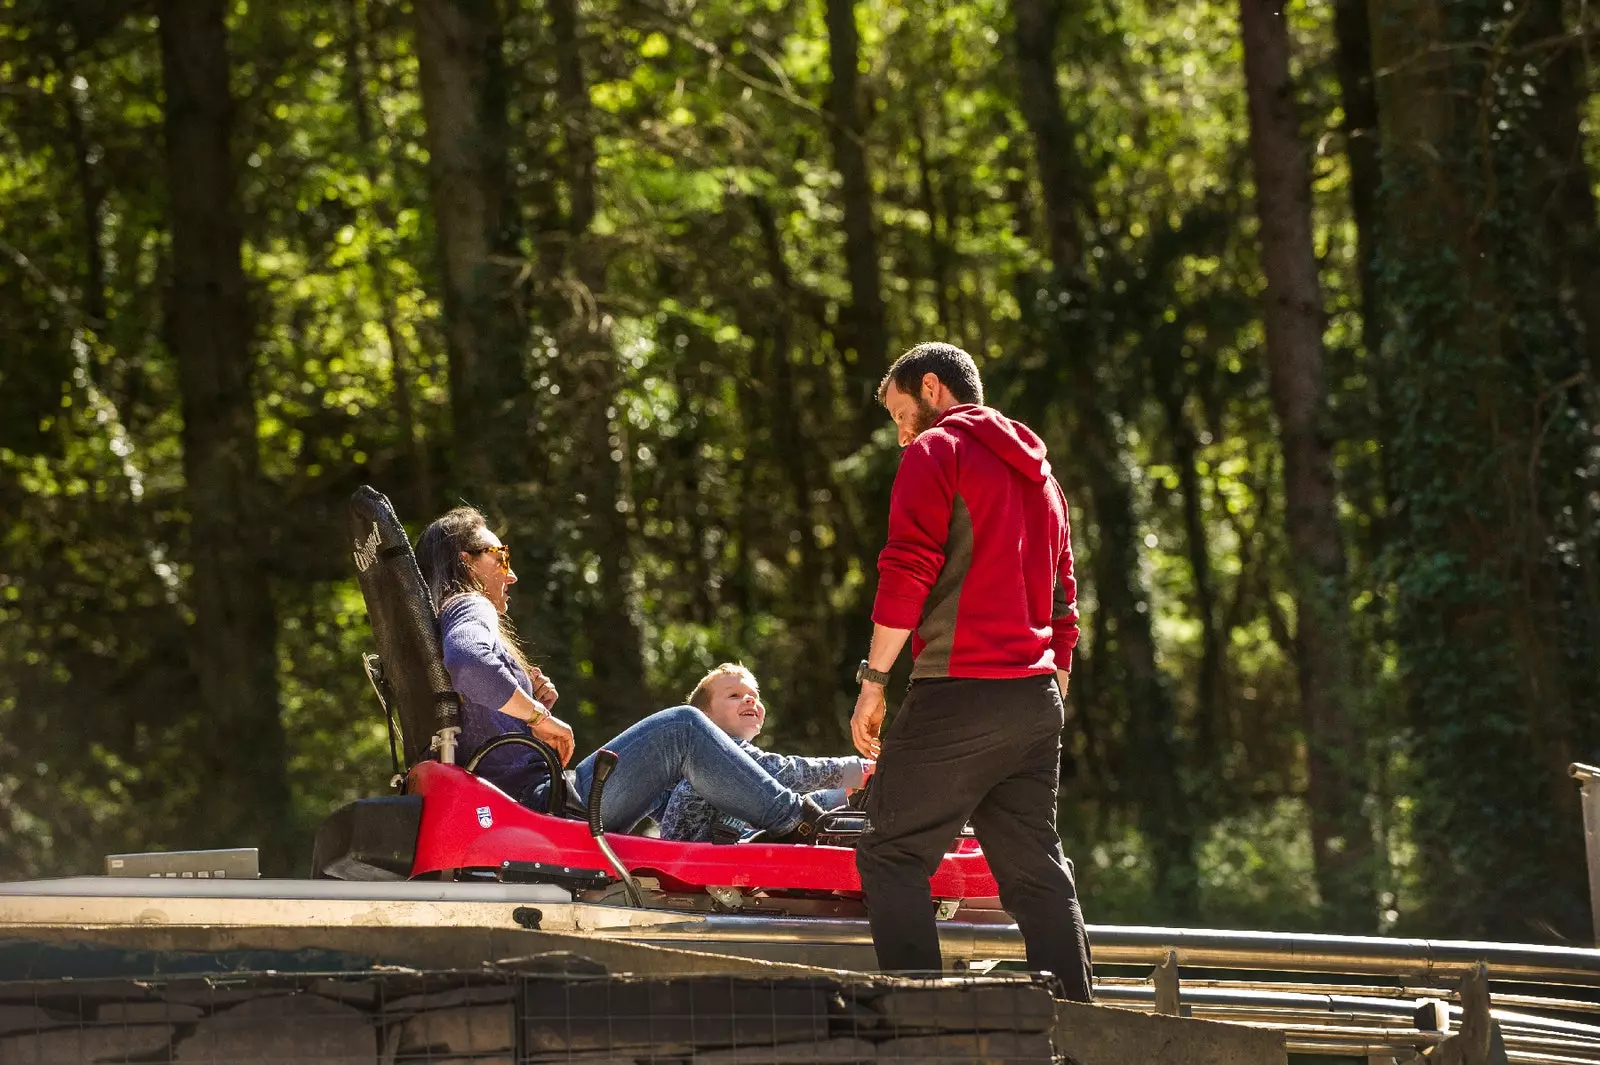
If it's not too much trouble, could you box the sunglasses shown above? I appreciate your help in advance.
[470,544,511,572]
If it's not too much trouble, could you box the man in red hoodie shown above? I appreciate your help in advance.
[851,342,1093,1002]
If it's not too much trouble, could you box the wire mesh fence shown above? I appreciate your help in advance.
[0,968,1064,1064]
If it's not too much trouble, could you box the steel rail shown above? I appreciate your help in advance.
[1099,983,1600,1040]
[1280,1027,1600,1060]
[1290,1043,1599,1065]
[1081,924,1600,988]
[1096,975,1600,1017]
[1094,984,1600,1063]
[9,879,1600,989]
[1098,983,1421,1020]
[1158,1008,1600,1060]
[1239,1020,1600,1061]
[1098,995,1600,1056]
[617,915,1600,988]
[1241,1022,1439,1043]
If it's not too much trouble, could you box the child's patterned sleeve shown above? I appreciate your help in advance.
[658,780,718,841]
[753,752,866,794]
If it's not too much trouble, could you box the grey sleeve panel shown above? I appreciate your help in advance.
[911,493,973,679]
[1050,477,1076,621]
[1052,573,1074,620]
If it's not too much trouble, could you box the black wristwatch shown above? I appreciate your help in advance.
[856,659,891,686]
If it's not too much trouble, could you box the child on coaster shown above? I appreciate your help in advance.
[658,663,873,843]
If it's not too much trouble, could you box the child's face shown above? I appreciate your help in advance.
[702,672,766,742]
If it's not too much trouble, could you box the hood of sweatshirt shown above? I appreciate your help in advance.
[933,404,1052,483]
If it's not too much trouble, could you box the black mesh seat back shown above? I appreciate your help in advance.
[349,485,461,766]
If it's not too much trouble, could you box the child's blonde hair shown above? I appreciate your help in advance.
[686,662,755,709]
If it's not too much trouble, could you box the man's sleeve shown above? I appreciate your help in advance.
[872,434,958,629]
[1051,496,1080,672]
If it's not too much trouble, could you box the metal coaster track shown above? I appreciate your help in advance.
[6,876,1600,1060]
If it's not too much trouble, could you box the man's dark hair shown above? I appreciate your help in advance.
[876,342,984,406]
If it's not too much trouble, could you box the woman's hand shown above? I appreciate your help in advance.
[497,683,573,764]
[532,713,575,766]
[528,667,559,709]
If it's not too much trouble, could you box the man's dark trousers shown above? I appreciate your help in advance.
[856,674,1093,1002]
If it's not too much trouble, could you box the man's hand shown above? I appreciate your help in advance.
[851,684,887,759]
[529,667,560,709]
[533,714,575,766]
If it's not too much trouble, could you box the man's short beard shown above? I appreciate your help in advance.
[911,396,941,436]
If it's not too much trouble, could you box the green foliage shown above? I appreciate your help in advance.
[0,0,1594,941]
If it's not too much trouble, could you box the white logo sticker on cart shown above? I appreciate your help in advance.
[476,806,493,829]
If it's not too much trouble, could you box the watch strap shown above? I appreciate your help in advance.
[857,659,891,686]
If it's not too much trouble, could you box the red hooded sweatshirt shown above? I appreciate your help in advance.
[872,404,1079,679]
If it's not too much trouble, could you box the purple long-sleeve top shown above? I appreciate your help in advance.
[439,594,548,804]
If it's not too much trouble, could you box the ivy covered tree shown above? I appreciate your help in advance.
[1369,0,1599,938]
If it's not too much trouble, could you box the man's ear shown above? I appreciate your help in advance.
[921,372,942,403]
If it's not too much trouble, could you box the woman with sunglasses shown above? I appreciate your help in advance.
[415,507,827,841]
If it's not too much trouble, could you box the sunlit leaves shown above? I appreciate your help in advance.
[0,0,1582,934]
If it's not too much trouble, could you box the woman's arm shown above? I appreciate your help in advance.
[497,687,575,767]
[441,597,575,764]
[440,597,522,706]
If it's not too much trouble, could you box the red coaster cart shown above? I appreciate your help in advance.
[312,487,1002,920]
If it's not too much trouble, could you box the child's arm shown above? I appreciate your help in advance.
[658,780,719,842]
[751,749,869,794]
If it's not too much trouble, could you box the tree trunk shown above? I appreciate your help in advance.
[732,340,762,641]
[1526,0,1600,758]
[911,110,952,332]
[60,58,108,332]
[1526,0,1600,383]
[346,0,434,517]
[549,0,648,728]
[749,195,825,598]
[823,0,888,420]
[1157,351,1225,775]
[1239,0,1376,931]
[1012,0,1199,921]
[1369,0,1593,936]
[413,0,525,497]
[157,0,292,870]
[1331,0,1381,361]
[745,193,847,719]
[1331,0,1394,563]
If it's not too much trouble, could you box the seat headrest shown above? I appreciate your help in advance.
[348,486,461,766]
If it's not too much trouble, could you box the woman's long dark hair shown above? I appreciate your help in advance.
[415,506,534,678]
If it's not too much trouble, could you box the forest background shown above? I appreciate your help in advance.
[1,0,1597,941]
